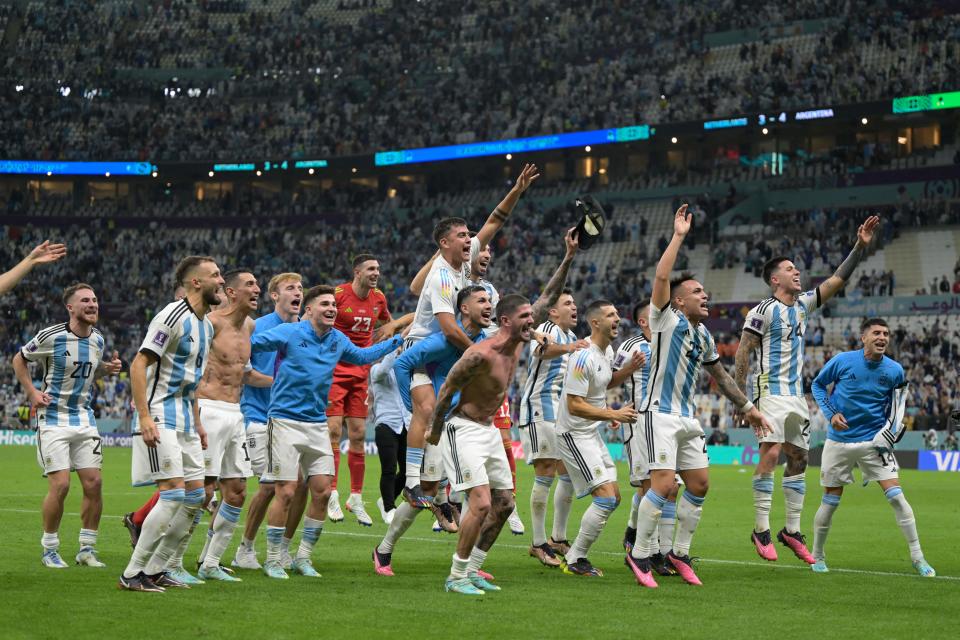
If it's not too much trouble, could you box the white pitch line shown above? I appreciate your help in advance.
[2,507,954,582]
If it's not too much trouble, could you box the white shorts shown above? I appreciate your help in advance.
[757,394,810,450]
[261,417,334,483]
[421,442,445,482]
[199,399,252,480]
[648,413,709,473]
[518,424,533,464]
[441,415,513,493]
[558,430,617,498]
[132,429,204,486]
[36,426,102,475]
[820,439,899,487]
[624,414,653,485]
[245,420,269,479]
[525,421,561,462]
[411,372,433,390]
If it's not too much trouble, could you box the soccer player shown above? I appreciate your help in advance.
[119,256,223,592]
[369,349,410,524]
[192,269,273,581]
[521,289,589,566]
[251,285,402,579]
[14,283,121,568]
[403,165,539,507]
[373,286,494,576]
[328,254,410,525]
[618,299,681,576]
[233,272,302,569]
[810,318,935,577]
[628,205,771,588]
[735,215,879,564]
[555,300,642,577]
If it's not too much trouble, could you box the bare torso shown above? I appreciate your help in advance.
[197,312,255,404]
[455,337,522,426]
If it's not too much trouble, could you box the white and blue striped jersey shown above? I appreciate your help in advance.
[519,321,578,425]
[477,278,500,311]
[742,290,820,399]
[642,303,720,418]
[20,323,105,428]
[614,334,651,408]
[139,299,213,433]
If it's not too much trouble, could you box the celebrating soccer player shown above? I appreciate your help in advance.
[810,318,935,577]
[735,215,879,564]
[15,283,121,569]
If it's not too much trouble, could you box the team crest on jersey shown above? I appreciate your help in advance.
[879,373,890,387]
[272,463,281,475]
[45,455,52,465]
[152,330,169,347]
[428,464,437,475]
[658,451,667,463]
[593,466,602,477]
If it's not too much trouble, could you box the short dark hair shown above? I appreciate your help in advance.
[63,282,95,305]
[861,317,889,333]
[223,268,254,289]
[174,255,217,286]
[303,284,336,307]
[762,256,791,286]
[632,298,652,323]
[496,293,529,322]
[352,254,377,269]
[585,299,615,320]
[551,288,574,307]
[433,217,468,245]
[457,285,487,312]
[669,272,698,299]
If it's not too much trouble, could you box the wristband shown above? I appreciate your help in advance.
[739,400,754,413]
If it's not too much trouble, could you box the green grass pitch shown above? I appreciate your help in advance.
[2,445,957,639]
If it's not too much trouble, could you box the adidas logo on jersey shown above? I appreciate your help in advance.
[185,336,195,343]
[299,341,308,348]
[343,306,352,313]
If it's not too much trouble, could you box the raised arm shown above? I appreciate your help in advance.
[409,252,439,297]
[817,215,879,302]
[530,228,579,325]
[474,164,540,248]
[436,312,474,351]
[705,361,772,438]
[341,333,404,366]
[0,241,67,296]
[540,338,590,361]
[426,350,490,444]
[652,205,690,310]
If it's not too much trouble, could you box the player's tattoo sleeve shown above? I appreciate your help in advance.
[734,331,760,391]
[833,242,865,282]
[428,352,487,436]
[531,254,574,326]
[707,362,749,407]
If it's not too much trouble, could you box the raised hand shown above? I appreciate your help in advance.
[564,226,579,258]
[857,215,880,246]
[513,163,540,194]
[103,350,123,375]
[27,240,67,265]
[673,204,691,237]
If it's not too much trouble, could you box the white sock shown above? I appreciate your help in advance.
[449,554,470,580]
[240,536,255,551]
[673,491,705,557]
[78,528,97,549]
[123,489,183,578]
[658,501,677,555]
[631,490,665,560]
[886,487,923,562]
[280,536,292,553]
[435,480,449,505]
[627,492,641,529]
[377,502,419,554]
[41,531,59,551]
[530,475,553,546]
[567,496,618,564]
[296,517,323,561]
[198,525,214,566]
[813,493,840,561]
[168,508,202,570]
[467,547,488,576]
[202,502,242,569]
[145,503,200,575]
[551,474,574,541]
[782,473,806,533]
[266,526,284,564]
[752,472,774,532]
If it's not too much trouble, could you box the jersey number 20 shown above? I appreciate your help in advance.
[70,361,93,380]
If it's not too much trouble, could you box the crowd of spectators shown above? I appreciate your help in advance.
[1,1,958,160]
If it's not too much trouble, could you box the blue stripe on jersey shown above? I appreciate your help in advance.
[46,334,68,424]
[539,357,564,422]
[658,314,688,414]
[787,305,801,395]
[165,317,193,432]
[677,330,702,418]
[65,337,89,427]
[768,304,783,395]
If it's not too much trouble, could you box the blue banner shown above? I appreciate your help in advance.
[0,160,156,176]
[918,450,960,471]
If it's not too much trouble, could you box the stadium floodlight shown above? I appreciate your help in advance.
[671,137,678,144]
[861,117,869,125]
[506,153,512,160]
[585,145,591,152]
[762,128,769,135]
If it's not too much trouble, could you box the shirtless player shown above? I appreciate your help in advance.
[194,269,272,581]
[426,229,579,596]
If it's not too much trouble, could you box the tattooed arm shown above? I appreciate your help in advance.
[530,228,579,326]
[734,330,760,393]
[817,215,879,302]
[705,361,773,438]
[426,350,491,445]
